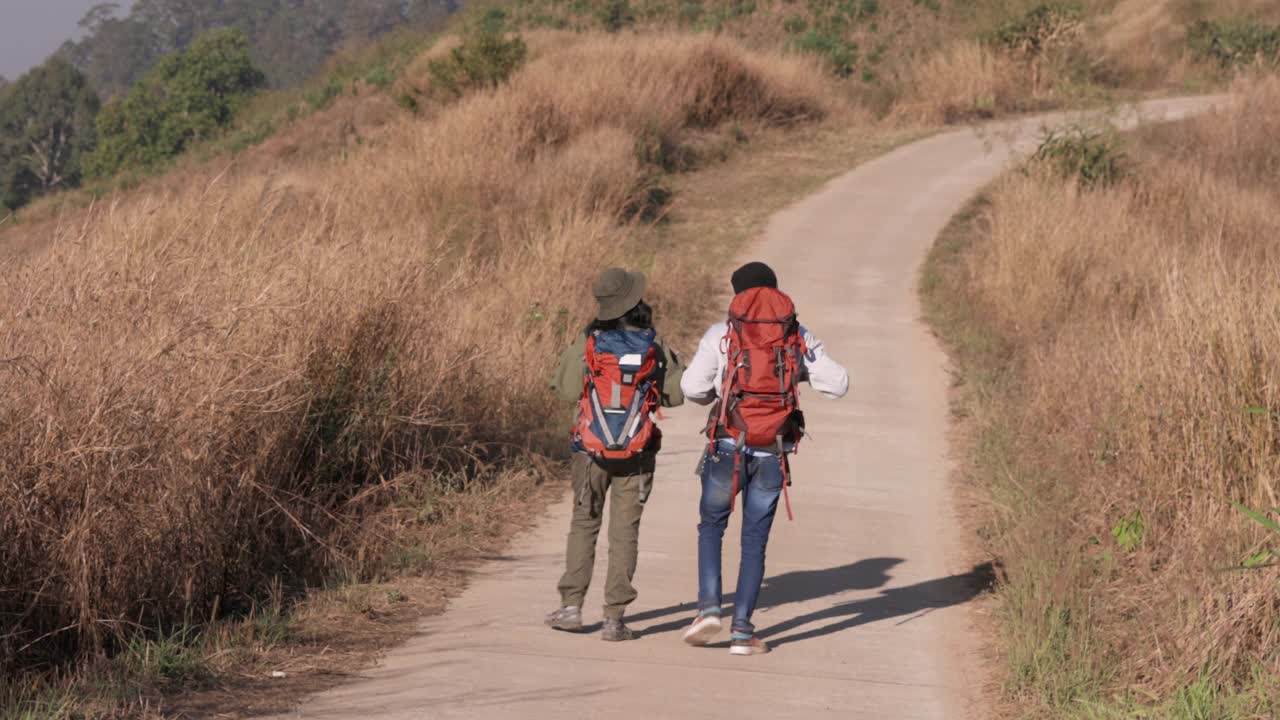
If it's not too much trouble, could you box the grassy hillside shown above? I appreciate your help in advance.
[10,0,1271,227]
[0,31,847,716]
[924,74,1280,717]
[3,0,1280,715]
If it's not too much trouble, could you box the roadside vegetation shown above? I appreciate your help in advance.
[0,30,844,717]
[923,74,1280,717]
[4,0,1280,716]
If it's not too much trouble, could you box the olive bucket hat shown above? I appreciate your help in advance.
[592,268,647,321]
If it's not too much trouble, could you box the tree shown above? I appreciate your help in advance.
[0,58,100,211]
[86,28,265,177]
[60,0,463,95]
[59,3,159,97]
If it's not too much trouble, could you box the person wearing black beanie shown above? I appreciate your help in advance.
[678,260,850,656]
[730,262,778,294]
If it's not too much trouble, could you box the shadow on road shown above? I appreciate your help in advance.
[624,559,995,647]
[626,557,907,636]
[757,562,997,647]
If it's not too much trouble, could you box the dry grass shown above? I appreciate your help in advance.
[927,75,1280,714]
[0,33,838,689]
[1100,0,1280,89]
[894,41,1027,125]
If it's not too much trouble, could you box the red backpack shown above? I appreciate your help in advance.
[571,328,663,461]
[704,287,807,519]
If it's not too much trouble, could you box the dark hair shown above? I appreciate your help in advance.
[731,261,778,294]
[585,300,653,335]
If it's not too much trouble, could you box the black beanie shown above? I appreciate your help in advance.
[731,262,778,294]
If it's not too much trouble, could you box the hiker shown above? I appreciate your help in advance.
[678,261,848,656]
[545,268,685,641]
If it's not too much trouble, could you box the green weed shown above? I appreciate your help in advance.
[1031,126,1129,188]
[1188,20,1280,69]
[305,77,344,111]
[598,0,637,31]
[791,29,859,77]
[1110,511,1144,552]
[121,625,208,685]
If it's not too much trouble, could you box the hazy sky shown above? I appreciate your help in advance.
[0,0,136,80]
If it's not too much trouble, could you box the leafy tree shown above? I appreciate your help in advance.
[60,0,461,95]
[0,58,100,211]
[86,28,265,177]
[59,3,158,97]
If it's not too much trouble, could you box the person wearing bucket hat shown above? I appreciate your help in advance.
[546,268,686,642]
[592,268,647,321]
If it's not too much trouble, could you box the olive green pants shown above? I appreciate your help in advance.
[557,453,654,620]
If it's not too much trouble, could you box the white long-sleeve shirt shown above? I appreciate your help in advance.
[680,322,849,404]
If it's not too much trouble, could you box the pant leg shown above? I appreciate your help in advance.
[602,455,655,620]
[557,454,609,608]
[697,445,736,613]
[732,453,784,635]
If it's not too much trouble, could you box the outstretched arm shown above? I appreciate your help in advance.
[800,328,849,399]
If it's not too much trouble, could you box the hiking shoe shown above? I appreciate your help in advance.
[681,609,723,646]
[545,606,583,631]
[601,618,636,642]
[729,634,769,656]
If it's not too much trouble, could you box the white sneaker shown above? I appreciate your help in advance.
[681,611,723,646]
[729,635,769,656]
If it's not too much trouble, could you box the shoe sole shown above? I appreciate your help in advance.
[681,617,723,646]
[729,644,769,656]
[546,620,583,631]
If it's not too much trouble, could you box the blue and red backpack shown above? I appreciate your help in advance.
[571,328,664,460]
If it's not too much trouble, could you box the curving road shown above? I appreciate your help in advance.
[277,96,1220,720]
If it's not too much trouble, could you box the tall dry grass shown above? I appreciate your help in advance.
[894,41,1026,124]
[1100,0,1280,88]
[0,33,831,674]
[940,75,1280,707]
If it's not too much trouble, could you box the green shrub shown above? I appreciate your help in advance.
[792,28,858,77]
[698,0,757,31]
[783,14,808,34]
[365,63,394,90]
[1188,20,1280,68]
[225,114,276,154]
[1031,126,1129,189]
[85,28,264,178]
[305,77,344,111]
[836,0,877,21]
[679,0,705,24]
[428,14,529,99]
[598,0,636,32]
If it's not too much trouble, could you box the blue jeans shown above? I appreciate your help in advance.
[697,445,784,635]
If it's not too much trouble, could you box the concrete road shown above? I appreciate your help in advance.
[277,97,1220,720]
